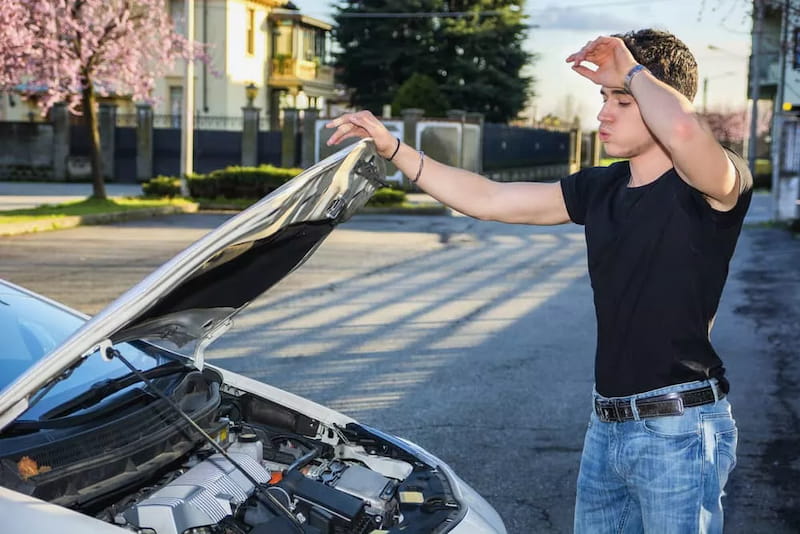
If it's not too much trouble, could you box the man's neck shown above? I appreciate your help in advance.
[628,148,673,187]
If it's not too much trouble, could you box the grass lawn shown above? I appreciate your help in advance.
[0,197,195,224]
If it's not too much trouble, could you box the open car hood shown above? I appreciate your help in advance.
[0,140,385,427]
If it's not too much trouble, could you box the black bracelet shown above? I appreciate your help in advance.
[386,137,401,162]
[410,150,425,183]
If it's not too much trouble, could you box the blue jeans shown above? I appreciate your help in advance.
[574,379,737,534]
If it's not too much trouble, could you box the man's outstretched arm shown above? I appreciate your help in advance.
[326,111,571,225]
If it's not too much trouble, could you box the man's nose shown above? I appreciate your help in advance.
[597,102,613,122]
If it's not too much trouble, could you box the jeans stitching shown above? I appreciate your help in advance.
[715,428,737,488]
[616,495,633,534]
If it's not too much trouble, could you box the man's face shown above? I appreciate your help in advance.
[596,87,658,158]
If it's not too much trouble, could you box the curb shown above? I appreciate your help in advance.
[357,204,449,216]
[197,202,450,216]
[0,203,199,237]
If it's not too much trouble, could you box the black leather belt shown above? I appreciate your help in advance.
[594,385,722,423]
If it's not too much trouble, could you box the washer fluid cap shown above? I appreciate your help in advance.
[239,433,258,443]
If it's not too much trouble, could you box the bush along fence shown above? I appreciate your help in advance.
[141,165,407,207]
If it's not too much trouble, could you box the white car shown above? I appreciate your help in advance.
[0,141,506,534]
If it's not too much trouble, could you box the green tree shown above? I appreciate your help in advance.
[437,0,532,122]
[333,0,444,113]
[391,73,450,116]
[333,0,533,123]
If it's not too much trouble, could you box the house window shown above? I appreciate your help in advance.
[170,0,185,36]
[169,86,183,128]
[246,8,256,55]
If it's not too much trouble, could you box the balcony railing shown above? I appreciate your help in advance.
[270,58,334,85]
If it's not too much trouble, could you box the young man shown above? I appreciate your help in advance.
[326,29,751,533]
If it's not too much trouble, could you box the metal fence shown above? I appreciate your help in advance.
[116,114,273,131]
[483,123,570,170]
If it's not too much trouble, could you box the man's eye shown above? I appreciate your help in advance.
[619,101,632,107]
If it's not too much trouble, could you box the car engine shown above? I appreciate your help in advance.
[1,369,462,534]
[114,429,401,534]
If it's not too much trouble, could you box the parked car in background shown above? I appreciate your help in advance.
[0,141,506,534]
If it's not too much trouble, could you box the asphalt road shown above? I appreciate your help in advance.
[0,196,797,533]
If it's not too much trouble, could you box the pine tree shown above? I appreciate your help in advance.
[333,0,532,122]
[333,0,445,114]
[437,0,532,122]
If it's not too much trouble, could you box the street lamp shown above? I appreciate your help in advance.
[245,82,258,107]
[180,0,195,197]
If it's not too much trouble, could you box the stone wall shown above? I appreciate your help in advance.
[0,122,55,180]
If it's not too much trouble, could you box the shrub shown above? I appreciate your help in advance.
[142,175,181,197]
[391,73,449,117]
[190,165,302,198]
[367,187,406,206]
[141,165,303,199]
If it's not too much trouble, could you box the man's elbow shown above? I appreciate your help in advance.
[666,114,702,152]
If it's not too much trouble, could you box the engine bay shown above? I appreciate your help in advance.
[0,367,463,534]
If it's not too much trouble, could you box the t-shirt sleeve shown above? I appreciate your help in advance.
[707,148,754,226]
[560,168,591,225]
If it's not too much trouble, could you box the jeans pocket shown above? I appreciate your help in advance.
[642,413,700,438]
[715,427,738,488]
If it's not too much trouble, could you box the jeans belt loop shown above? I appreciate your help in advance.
[630,397,641,421]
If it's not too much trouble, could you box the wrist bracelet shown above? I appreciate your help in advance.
[410,150,424,183]
[386,137,401,162]
[623,64,649,94]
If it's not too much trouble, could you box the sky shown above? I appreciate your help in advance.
[293,0,754,127]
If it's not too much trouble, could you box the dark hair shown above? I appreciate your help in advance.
[614,29,698,102]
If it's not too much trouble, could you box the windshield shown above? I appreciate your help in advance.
[0,290,85,391]
[0,288,178,421]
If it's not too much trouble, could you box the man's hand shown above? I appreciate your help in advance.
[566,36,638,89]
[325,111,397,159]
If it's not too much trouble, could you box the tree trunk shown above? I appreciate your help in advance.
[82,82,107,200]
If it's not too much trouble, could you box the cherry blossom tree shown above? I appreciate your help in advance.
[0,0,207,199]
[0,0,36,88]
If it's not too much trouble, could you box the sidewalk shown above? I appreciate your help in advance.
[0,182,143,210]
[0,182,442,210]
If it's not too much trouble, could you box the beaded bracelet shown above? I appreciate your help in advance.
[410,150,425,183]
[386,137,401,162]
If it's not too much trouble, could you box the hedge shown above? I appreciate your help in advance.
[141,166,406,206]
[367,188,406,206]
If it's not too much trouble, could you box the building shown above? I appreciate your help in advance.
[750,0,800,220]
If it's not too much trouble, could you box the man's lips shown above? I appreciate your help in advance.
[598,130,611,141]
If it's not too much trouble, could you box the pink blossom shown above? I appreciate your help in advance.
[0,0,208,114]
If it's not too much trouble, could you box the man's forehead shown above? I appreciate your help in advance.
[600,86,630,97]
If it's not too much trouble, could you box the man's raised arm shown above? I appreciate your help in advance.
[567,36,741,211]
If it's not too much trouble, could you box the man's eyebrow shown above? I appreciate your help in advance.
[600,88,631,97]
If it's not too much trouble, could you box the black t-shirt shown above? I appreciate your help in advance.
[560,154,753,397]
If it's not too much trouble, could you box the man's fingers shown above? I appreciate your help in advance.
[571,64,599,84]
[327,121,369,146]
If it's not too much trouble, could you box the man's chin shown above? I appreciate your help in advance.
[603,145,632,159]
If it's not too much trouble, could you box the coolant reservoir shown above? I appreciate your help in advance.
[227,432,264,463]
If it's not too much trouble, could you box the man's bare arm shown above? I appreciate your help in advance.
[627,70,739,210]
[326,111,571,225]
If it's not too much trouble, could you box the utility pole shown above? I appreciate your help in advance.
[180,0,195,196]
[748,0,764,177]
